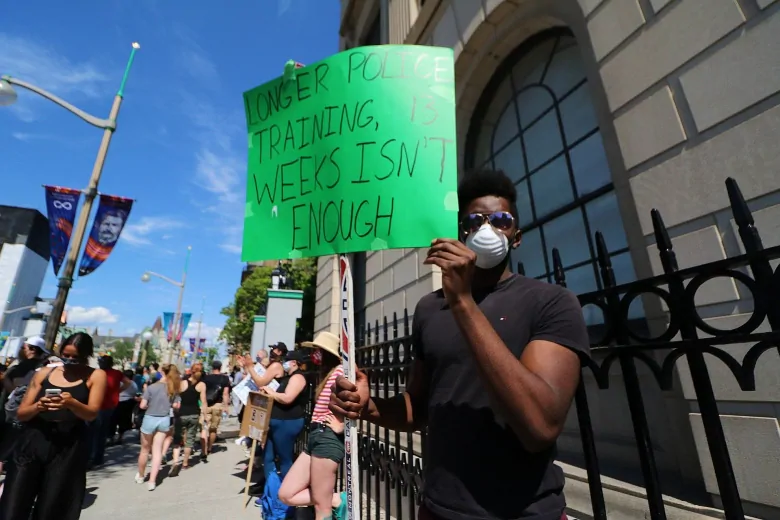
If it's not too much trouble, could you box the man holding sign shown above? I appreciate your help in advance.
[330,170,590,520]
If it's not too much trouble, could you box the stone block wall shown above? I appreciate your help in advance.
[318,0,780,514]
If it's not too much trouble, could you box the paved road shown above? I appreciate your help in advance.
[81,430,262,520]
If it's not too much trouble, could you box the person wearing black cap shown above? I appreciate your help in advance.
[259,350,308,484]
[199,360,231,462]
[270,342,288,362]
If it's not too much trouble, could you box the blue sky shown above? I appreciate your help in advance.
[2,0,339,343]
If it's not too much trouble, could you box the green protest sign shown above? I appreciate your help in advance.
[241,45,459,262]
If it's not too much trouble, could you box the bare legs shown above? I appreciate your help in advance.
[147,432,166,486]
[200,429,216,457]
[172,445,192,468]
[278,453,342,520]
[136,432,153,479]
[162,429,174,464]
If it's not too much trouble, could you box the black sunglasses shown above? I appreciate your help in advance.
[460,211,515,234]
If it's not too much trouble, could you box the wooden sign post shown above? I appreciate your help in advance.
[241,391,274,508]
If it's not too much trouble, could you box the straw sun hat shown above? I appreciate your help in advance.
[300,331,340,360]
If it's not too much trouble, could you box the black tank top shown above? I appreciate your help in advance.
[37,367,92,422]
[179,381,201,416]
[271,372,306,420]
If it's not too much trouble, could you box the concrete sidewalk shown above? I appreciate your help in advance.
[81,427,260,520]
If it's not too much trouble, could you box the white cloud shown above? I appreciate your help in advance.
[181,97,245,256]
[182,322,222,342]
[0,33,111,121]
[11,132,34,142]
[66,306,119,326]
[121,216,186,247]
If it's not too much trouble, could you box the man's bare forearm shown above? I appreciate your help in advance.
[361,393,422,432]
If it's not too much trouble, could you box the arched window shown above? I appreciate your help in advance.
[465,29,637,308]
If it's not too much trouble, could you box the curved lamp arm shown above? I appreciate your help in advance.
[1,75,115,130]
[2,305,36,315]
[144,271,184,288]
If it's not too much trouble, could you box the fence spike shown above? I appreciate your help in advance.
[382,315,389,342]
[651,209,679,274]
[403,308,410,337]
[594,231,617,288]
[726,177,753,228]
[727,177,765,253]
[392,311,398,339]
[595,231,611,268]
[552,248,566,287]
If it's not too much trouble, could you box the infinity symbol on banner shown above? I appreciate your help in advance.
[52,201,73,210]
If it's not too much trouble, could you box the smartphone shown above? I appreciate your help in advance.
[45,389,62,397]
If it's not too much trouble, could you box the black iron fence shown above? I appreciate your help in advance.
[298,178,779,520]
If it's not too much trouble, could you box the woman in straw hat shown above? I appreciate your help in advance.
[278,331,348,520]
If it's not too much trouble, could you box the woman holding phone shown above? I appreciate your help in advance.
[0,332,106,520]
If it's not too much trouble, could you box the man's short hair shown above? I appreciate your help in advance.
[211,360,222,371]
[457,169,519,221]
[100,356,114,368]
[102,208,128,222]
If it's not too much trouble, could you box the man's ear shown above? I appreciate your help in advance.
[511,229,522,249]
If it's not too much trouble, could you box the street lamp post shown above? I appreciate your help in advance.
[1,42,142,352]
[139,330,154,367]
[141,246,191,364]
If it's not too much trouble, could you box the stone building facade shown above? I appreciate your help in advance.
[314,0,780,516]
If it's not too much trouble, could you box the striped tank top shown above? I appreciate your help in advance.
[311,366,344,423]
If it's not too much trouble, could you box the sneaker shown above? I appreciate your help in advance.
[254,497,263,508]
[134,473,144,484]
[147,482,156,491]
[333,491,348,520]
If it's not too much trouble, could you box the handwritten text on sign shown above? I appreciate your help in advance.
[241,45,459,262]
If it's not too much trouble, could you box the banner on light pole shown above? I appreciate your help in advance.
[43,186,82,276]
[78,194,134,276]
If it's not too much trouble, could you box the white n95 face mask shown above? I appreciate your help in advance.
[465,223,510,269]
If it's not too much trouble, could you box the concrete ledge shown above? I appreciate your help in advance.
[559,462,761,520]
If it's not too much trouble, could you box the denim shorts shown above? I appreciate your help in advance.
[304,422,344,463]
[140,415,171,435]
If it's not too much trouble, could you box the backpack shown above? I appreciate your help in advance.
[4,385,27,424]
[4,365,38,425]
[261,471,293,520]
[204,376,224,406]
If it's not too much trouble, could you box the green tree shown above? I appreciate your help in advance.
[111,340,135,364]
[204,347,219,365]
[219,258,318,354]
[220,266,273,354]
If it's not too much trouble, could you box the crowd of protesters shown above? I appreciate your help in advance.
[0,329,351,519]
[0,334,236,518]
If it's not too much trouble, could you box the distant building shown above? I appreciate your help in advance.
[0,206,49,338]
